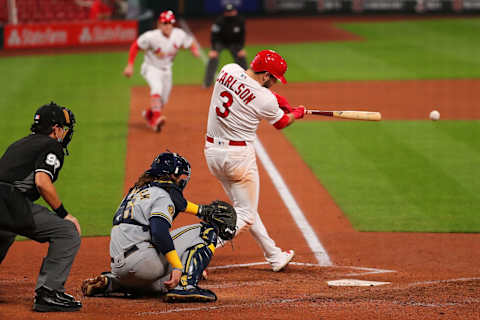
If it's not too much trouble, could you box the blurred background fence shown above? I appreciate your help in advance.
[1,0,479,50]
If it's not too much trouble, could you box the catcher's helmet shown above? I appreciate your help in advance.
[158,10,176,24]
[147,152,191,190]
[31,101,76,152]
[250,50,287,84]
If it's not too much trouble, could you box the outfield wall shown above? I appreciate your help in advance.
[174,0,480,16]
[2,20,137,50]
[1,0,479,50]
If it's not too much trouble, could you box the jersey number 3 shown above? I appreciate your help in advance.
[215,91,233,118]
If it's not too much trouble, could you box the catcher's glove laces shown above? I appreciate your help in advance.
[216,237,235,250]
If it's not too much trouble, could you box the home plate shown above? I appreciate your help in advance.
[327,279,391,287]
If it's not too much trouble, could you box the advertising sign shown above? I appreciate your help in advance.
[4,20,137,50]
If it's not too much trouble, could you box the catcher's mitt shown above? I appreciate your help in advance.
[198,200,237,240]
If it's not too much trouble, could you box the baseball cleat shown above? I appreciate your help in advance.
[33,286,82,312]
[142,108,153,122]
[150,110,166,132]
[152,116,166,132]
[270,250,295,272]
[164,286,217,303]
[81,275,110,297]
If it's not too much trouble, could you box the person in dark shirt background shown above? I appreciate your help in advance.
[0,102,82,312]
[203,3,247,88]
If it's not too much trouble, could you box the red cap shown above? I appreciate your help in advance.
[250,50,287,84]
[159,10,176,24]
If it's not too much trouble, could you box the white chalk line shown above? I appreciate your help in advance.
[254,140,333,266]
[137,277,480,315]
[208,261,394,276]
[341,265,397,276]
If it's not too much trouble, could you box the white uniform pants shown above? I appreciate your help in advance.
[140,62,172,105]
[204,140,282,260]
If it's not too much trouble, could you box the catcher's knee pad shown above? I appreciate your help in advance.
[180,242,214,287]
[200,223,218,248]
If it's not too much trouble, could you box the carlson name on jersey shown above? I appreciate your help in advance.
[216,70,256,105]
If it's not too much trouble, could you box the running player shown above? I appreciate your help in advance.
[123,10,200,132]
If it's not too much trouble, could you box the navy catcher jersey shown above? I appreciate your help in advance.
[110,185,176,258]
[0,134,64,201]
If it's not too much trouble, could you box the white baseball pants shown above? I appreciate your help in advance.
[204,139,282,260]
[140,62,172,105]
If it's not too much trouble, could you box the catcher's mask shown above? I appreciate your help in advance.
[147,152,191,190]
[31,101,76,155]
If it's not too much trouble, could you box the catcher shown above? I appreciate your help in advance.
[81,152,236,302]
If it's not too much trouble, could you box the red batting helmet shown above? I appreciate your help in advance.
[250,50,287,84]
[159,10,176,24]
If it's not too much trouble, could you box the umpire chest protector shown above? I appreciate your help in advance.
[0,134,64,200]
[0,134,64,232]
[213,15,245,44]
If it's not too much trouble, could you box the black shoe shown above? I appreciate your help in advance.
[33,286,82,312]
[164,285,217,303]
[57,291,82,307]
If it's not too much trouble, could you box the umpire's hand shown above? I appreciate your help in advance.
[65,213,82,236]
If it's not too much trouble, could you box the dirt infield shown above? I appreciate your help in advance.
[1,16,479,319]
[2,81,479,319]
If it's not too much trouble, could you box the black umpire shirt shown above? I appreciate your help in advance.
[0,134,64,201]
[211,14,245,47]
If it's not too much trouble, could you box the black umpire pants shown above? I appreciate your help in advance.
[203,42,248,87]
[0,185,81,292]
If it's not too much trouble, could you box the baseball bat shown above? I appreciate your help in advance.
[305,109,382,121]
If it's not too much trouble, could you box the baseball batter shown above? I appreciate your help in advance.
[123,10,200,132]
[81,152,236,302]
[204,50,305,271]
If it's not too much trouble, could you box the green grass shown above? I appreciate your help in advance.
[0,52,131,235]
[1,17,479,235]
[284,120,480,232]
[260,18,480,82]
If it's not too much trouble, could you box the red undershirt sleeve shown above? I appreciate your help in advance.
[273,114,290,129]
[127,41,140,65]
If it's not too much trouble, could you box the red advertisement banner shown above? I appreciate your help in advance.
[4,20,137,50]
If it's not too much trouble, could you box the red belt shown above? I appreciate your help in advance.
[206,136,246,146]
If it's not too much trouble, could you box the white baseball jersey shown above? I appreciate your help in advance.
[137,28,193,70]
[206,64,284,142]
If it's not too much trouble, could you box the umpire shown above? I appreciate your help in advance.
[0,102,82,312]
[203,3,247,88]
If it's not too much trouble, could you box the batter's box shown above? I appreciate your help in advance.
[206,261,397,287]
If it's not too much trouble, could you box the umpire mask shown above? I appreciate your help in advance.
[32,102,76,155]
[59,107,75,154]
